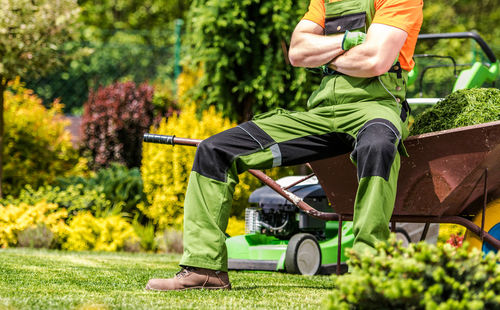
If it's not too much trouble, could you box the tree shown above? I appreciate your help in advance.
[0,0,80,197]
[77,0,190,36]
[184,0,322,122]
[419,0,499,55]
[24,0,191,114]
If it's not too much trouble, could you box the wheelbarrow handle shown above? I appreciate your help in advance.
[143,133,201,147]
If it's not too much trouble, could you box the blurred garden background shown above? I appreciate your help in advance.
[0,0,499,259]
[1,0,500,309]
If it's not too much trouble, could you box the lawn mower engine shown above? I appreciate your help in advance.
[244,176,331,240]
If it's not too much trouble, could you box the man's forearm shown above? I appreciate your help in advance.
[289,33,345,67]
[329,24,407,78]
[329,43,384,78]
[288,20,345,68]
[289,22,406,76]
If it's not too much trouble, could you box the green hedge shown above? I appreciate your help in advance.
[325,237,500,309]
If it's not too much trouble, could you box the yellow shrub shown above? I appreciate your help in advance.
[0,202,68,247]
[141,104,234,229]
[226,216,246,237]
[63,212,138,252]
[3,78,87,196]
[0,195,139,251]
[176,66,204,109]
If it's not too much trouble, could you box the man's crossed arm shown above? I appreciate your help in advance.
[288,20,408,78]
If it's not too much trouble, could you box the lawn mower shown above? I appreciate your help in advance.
[226,175,353,275]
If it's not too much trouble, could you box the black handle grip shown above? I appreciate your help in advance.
[143,133,175,145]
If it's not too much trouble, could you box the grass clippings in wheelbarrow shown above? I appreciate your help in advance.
[410,88,500,135]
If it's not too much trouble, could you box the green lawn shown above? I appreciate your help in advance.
[0,248,334,309]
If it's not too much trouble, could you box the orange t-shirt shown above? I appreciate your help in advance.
[302,0,423,71]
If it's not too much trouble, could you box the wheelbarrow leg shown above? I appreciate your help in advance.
[337,215,343,275]
[391,221,396,233]
[481,168,488,245]
[420,222,430,242]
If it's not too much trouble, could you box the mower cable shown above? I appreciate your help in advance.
[258,219,289,232]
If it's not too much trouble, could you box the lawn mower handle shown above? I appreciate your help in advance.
[143,133,201,147]
[418,32,497,63]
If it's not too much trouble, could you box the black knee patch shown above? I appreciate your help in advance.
[350,119,400,181]
[278,132,354,166]
[192,121,274,182]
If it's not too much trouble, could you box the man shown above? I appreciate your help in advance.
[146,0,423,291]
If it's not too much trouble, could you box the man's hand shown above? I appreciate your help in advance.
[329,23,407,77]
[288,20,345,68]
[342,31,367,51]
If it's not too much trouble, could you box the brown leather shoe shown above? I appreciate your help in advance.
[145,267,231,291]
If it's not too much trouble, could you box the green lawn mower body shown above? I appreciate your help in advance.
[226,177,354,275]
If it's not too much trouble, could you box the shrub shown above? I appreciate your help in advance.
[324,237,500,310]
[226,216,246,237]
[0,202,68,248]
[62,212,138,252]
[1,185,114,219]
[0,186,149,252]
[176,66,204,109]
[141,104,235,229]
[3,78,83,196]
[410,88,500,135]
[132,221,158,252]
[17,224,56,249]
[157,229,184,254]
[438,224,466,247]
[57,163,148,220]
[81,81,155,169]
[151,81,179,125]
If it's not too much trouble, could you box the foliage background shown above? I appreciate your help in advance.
[18,0,500,117]
[24,0,189,113]
[408,0,499,98]
[3,80,83,196]
[183,0,322,122]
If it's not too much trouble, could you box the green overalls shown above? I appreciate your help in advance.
[180,0,410,272]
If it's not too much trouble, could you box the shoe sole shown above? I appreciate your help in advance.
[145,284,232,291]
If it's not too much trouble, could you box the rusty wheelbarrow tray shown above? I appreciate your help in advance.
[309,120,500,248]
[143,120,500,274]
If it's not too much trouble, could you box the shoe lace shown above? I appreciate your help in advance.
[175,267,195,278]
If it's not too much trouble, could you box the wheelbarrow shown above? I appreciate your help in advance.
[143,119,500,275]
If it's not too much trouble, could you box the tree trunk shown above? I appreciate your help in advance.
[240,96,255,123]
[0,79,6,198]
